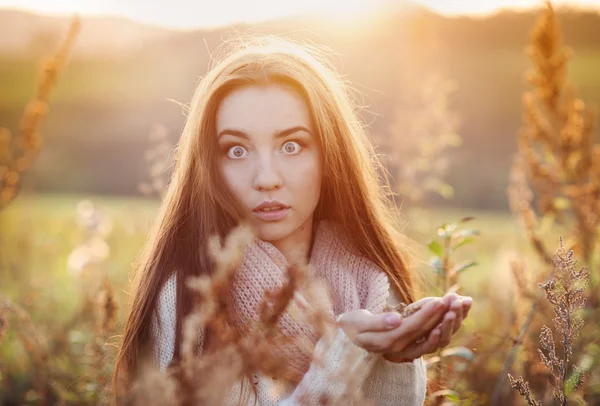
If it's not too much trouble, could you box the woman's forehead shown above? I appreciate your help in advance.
[215,84,313,138]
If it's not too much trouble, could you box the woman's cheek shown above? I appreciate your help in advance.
[221,162,250,200]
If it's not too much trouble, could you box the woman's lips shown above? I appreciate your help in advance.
[253,207,290,221]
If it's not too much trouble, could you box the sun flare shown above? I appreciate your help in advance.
[0,0,598,29]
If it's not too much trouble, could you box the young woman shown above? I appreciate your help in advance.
[113,36,472,405]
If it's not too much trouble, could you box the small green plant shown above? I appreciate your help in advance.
[425,217,479,405]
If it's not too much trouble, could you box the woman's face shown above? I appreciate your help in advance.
[216,84,323,252]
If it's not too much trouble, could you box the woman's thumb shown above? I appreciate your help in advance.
[337,309,402,336]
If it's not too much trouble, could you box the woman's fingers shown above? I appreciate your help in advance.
[451,295,473,333]
[403,326,442,359]
[438,311,456,348]
[410,297,438,308]
[356,298,447,352]
[418,327,442,355]
[463,296,473,317]
[450,299,464,334]
[399,298,447,339]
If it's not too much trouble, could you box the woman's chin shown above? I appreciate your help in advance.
[254,221,293,242]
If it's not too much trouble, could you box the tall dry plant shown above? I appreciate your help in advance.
[495,1,600,403]
[126,224,373,406]
[0,16,80,210]
[507,0,599,288]
[508,237,589,406]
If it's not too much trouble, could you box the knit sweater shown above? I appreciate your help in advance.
[153,221,428,405]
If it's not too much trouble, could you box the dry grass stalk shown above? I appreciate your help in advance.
[508,156,554,266]
[508,236,589,405]
[507,256,555,395]
[128,223,360,405]
[0,16,80,209]
[129,359,179,406]
[0,295,50,402]
[510,256,538,303]
[508,0,599,271]
[91,277,119,404]
[498,1,599,402]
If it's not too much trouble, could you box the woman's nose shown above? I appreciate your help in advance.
[253,155,282,191]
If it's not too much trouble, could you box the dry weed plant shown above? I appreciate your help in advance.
[0,16,80,209]
[507,0,599,280]
[0,15,122,405]
[0,296,50,402]
[494,1,599,404]
[126,223,377,406]
[508,237,589,406]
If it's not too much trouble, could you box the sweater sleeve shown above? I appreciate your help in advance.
[279,326,379,405]
[280,274,428,405]
[360,277,428,405]
[279,327,427,406]
[361,356,428,405]
[153,273,178,372]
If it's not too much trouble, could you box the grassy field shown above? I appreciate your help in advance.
[1,192,571,325]
[0,193,592,404]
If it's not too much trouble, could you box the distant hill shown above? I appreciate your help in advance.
[1,5,599,58]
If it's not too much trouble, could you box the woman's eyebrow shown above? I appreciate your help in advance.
[217,126,312,140]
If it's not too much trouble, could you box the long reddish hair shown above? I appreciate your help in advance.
[112,35,417,399]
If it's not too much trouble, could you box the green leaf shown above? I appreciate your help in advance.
[441,346,475,362]
[450,260,478,275]
[452,237,475,250]
[565,357,592,396]
[445,392,461,403]
[430,389,459,401]
[427,240,444,257]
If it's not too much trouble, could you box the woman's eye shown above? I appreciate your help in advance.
[282,141,301,155]
[227,145,248,159]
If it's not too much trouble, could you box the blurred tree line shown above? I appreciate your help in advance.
[1,6,599,210]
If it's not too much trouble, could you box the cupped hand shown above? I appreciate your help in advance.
[384,292,473,362]
[336,293,473,363]
[336,298,448,355]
